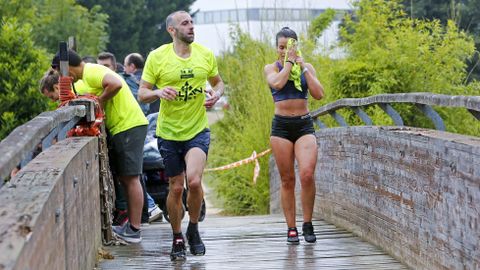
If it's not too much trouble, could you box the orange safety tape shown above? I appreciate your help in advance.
[205,148,271,172]
[253,151,261,184]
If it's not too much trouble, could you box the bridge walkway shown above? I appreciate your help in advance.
[98,214,408,270]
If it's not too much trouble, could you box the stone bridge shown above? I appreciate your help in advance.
[0,93,479,269]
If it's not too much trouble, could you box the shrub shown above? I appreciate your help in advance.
[206,31,275,215]
[0,19,50,139]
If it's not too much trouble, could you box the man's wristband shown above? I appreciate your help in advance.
[286,60,295,66]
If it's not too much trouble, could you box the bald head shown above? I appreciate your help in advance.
[166,10,189,29]
[165,10,194,44]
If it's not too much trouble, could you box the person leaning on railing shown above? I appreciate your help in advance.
[50,50,148,243]
[264,27,324,245]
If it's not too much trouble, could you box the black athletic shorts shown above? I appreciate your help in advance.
[108,125,148,176]
[271,114,315,143]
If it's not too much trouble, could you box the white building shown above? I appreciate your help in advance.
[190,0,353,56]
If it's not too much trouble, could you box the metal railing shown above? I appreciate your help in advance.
[310,92,480,130]
[0,100,96,187]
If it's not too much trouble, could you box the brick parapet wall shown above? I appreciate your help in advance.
[0,137,101,270]
[270,126,480,270]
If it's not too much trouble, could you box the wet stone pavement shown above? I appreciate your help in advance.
[97,214,408,270]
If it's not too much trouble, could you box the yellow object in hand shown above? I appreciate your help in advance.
[283,38,302,91]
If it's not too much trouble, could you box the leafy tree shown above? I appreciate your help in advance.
[0,19,50,139]
[76,0,143,57]
[77,0,194,59]
[32,0,109,56]
[0,1,36,22]
[1,0,108,57]
[402,0,480,80]
[326,0,478,133]
[308,8,336,42]
[0,0,108,140]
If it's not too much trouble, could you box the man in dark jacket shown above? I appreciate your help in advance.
[123,53,152,115]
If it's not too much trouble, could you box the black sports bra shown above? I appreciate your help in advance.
[270,61,308,102]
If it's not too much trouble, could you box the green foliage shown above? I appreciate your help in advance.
[0,1,36,21]
[0,19,50,139]
[308,8,336,42]
[1,0,108,56]
[32,0,109,56]
[206,30,276,215]
[0,0,109,140]
[402,0,480,80]
[77,0,195,59]
[77,0,144,57]
[330,0,477,130]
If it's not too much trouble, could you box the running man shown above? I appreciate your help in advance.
[138,10,224,261]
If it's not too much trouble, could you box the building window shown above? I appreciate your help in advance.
[193,8,330,24]
[229,10,238,22]
[247,8,260,20]
[204,12,213,24]
[237,9,247,21]
[195,12,204,24]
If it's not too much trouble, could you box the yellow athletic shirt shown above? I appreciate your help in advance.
[142,42,218,141]
[78,63,147,135]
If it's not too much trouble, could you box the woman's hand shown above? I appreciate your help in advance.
[295,57,305,69]
[286,46,297,62]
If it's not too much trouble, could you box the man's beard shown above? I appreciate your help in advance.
[177,31,194,44]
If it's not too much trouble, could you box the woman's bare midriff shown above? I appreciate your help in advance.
[274,99,309,116]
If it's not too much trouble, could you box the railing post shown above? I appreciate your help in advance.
[41,126,60,151]
[0,106,86,182]
[58,117,82,140]
[314,118,327,129]
[329,111,348,127]
[468,109,480,121]
[378,103,404,126]
[351,106,373,125]
[59,42,69,77]
[68,36,76,51]
[416,104,445,131]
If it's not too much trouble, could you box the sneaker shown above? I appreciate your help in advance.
[148,204,163,223]
[287,227,300,245]
[170,237,187,261]
[302,222,317,243]
[112,209,128,226]
[112,222,142,243]
[186,224,206,255]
